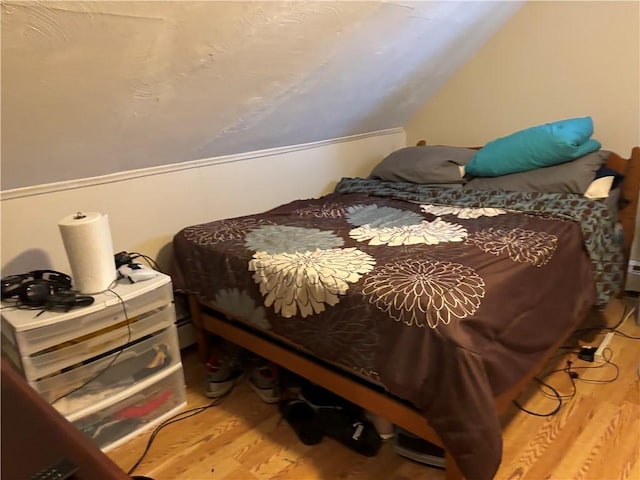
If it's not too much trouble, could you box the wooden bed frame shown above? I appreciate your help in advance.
[186,146,640,480]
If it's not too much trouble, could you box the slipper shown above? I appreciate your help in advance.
[316,408,382,457]
[279,398,324,445]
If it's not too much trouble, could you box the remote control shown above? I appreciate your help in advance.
[31,458,78,480]
[118,263,158,283]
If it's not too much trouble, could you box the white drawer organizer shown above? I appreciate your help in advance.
[1,273,187,452]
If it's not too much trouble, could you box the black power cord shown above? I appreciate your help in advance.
[50,281,132,406]
[538,360,578,402]
[564,347,620,384]
[573,302,640,340]
[127,387,234,476]
[512,303,631,419]
[513,344,621,418]
[512,377,563,417]
[114,251,163,273]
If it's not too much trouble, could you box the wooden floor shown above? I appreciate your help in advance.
[108,300,640,480]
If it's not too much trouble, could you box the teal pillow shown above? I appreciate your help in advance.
[466,117,602,177]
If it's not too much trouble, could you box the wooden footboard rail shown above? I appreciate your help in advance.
[189,295,577,480]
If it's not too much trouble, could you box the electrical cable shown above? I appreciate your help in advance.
[609,330,640,340]
[129,252,163,273]
[512,376,563,417]
[572,302,640,340]
[569,347,620,384]
[0,304,21,311]
[127,387,234,475]
[538,360,578,402]
[50,281,132,406]
[572,326,640,340]
[610,302,634,330]
[0,301,56,313]
[514,341,622,417]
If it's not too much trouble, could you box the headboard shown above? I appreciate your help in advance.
[604,147,640,260]
[415,141,640,262]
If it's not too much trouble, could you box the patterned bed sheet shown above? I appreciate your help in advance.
[172,178,624,479]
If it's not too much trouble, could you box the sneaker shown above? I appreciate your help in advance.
[248,361,281,404]
[205,354,243,398]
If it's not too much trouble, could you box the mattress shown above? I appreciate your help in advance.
[172,178,624,479]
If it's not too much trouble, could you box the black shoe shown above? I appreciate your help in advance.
[316,408,382,457]
[279,398,324,446]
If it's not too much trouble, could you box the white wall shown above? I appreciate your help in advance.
[0,130,405,277]
[405,1,640,155]
[1,0,520,189]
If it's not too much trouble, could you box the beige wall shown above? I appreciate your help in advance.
[0,130,405,277]
[405,1,640,155]
[1,1,519,190]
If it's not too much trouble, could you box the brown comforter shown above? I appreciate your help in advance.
[173,188,600,479]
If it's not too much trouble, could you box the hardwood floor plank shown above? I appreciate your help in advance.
[575,401,640,480]
[625,456,640,480]
[498,394,595,479]
[108,313,640,479]
[534,399,620,479]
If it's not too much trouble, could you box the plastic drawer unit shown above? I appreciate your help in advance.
[32,326,181,413]
[1,275,174,358]
[0,272,187,452]
[69,363,187,452]
[8,304,176,381]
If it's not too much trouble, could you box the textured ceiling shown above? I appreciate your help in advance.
[1,1,521,190]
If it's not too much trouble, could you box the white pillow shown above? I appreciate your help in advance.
[583,176,614,199]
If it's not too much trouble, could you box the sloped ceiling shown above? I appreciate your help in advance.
[1,1,522,190]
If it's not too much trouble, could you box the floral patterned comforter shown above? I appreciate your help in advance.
[173,180,616,480]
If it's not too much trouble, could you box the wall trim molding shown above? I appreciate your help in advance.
[1,128,404,201]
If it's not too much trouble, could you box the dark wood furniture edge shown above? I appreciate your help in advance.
[1,357,130,480]
[610,146,640,262]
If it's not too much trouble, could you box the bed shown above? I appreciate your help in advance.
[172,140,639,480]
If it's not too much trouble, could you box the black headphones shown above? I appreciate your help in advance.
[1,270,93,310]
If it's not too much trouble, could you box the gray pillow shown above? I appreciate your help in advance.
[369,146,476,184]
[464,150,609,194]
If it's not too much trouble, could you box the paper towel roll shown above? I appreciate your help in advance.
[58,211,117,294]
